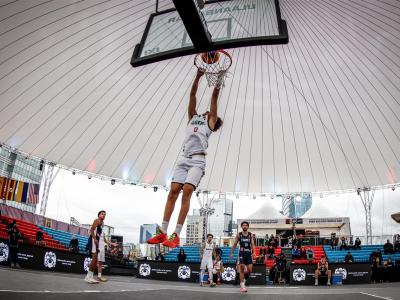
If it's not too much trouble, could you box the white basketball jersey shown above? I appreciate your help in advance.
[203,241,214,259]
[182,114,212,157]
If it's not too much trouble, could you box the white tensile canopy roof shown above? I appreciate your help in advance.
[0,0,399,195]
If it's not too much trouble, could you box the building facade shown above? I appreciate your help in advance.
[186,209,204,245]
[139,223,158,244]
[282,193,312,218]
[0,146,44,213]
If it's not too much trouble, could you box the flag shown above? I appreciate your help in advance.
[6,179,16,201]
[0,177,8,200]
[28,183,40,204]
[21,182,29,203]
[14,181,25,203]
[0,177,7,200]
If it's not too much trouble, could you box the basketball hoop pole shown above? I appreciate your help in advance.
[155,0,159,13]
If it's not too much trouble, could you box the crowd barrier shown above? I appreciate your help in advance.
[136,260,266,285]
[290,263,371,285]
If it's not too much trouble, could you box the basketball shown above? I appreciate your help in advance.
[201,51,220,64]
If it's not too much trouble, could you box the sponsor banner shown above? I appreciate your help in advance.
[0,240,110,274]
[290,263,371,285]
[136,261,266,285]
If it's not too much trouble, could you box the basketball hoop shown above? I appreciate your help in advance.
[194,50,232,89]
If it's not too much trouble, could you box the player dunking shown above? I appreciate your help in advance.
[147,69,223,248]
[230,221,255,293]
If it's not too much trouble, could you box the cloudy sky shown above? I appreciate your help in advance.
[42,168,400,243]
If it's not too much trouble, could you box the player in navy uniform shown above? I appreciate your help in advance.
[147,69,223,248]
[230,221,255,293]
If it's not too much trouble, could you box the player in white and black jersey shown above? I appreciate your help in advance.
[200,233,216,287]
[147,69,223,248]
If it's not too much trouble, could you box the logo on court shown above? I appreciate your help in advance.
[139,263,151,277]
[0,243,9,262]
[292,268,306,281]
[221,267,236,281]
[44,251,57,268]
[84,257,92,272]
[334,268,347,280]
[177,265,191,279]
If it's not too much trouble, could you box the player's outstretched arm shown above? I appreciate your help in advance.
[189,70,204,121]
[208,86,219,130]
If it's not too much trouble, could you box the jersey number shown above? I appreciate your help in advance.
[194,127,198,132]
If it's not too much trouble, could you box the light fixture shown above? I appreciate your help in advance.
[392,186,395,191]
[72,171,76,175]
[271,194,275,199]
[357,188,361,195]
[111,179,115,185]
[88,175,92,179]
[196,191,200,197]
[153,186,158,192]
[252,194,256,199]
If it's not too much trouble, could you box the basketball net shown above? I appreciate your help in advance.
[194,50,232,89]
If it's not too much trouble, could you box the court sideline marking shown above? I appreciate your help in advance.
[360,292,393,300]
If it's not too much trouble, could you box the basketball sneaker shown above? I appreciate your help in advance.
[162,233,180,248]
[85,275,99,284]
[146,228,167,244]
[97,277,108,282]
[240,287,247,293]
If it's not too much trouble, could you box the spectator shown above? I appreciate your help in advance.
[377,249,383,264]
[212,254,223,284]
[177,248,186,263]
[353,237,361,250]
[35,230,45,247]
[257,247,266,264]
[264,234,269,246]
[267,245,275,258]
[306,248,314,261]
[382,258,394,282]
[383,240,394,254]
[330,237,337,250]
[299,246,307,259]
[155,250,165,262]
[7,220,17,233]
[292,236,297,249]
[291,246,300,259]
[274,253,287,284]
[339,237,348,251]
[69,235,79,253]
[215,245,222,259]
[345,251,354,263]
[269,234,276,247]
[371,251,382,283]
[8,224,22,268]
[394,240,400,253]
[314,256,331,286]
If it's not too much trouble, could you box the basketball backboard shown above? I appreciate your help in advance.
[131,0,288,67]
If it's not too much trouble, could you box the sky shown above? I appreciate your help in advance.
[42,168,400,244]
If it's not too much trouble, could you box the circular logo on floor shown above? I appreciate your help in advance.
[177,265,191,279]
[334,267,347,280]
[221,267,236,281]
[84,257,92,272]
[139,263,151,277]
[43,251,57,268]
[292,268,306,281]
[0,243,9,262]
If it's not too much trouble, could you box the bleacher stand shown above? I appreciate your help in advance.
[324,244,400,263]
[0,216,67,251]
[39,225,88,253]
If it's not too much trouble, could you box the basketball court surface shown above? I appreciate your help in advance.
[0,267,398,300]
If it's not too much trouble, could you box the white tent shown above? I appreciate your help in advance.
[0,0,399,195]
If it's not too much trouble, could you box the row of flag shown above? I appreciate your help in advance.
[0,176,40,204]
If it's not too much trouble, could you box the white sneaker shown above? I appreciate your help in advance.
[327,281,331,286]
[315,281,318,286]
[85,276,99,284]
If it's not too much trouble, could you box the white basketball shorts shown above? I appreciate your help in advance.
[172,156,205,188]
